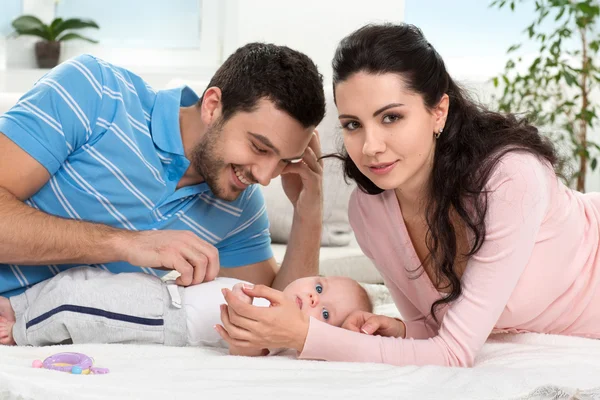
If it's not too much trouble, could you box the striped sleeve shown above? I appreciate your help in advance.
[217,185,273,267]
[0,54,104,175]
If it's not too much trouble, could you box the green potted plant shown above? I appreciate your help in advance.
[490,0,600,192]
[11,15,99,69]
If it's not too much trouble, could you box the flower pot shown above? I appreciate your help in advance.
[34,40,60,68]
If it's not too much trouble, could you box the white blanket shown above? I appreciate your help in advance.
[2,285,600,400]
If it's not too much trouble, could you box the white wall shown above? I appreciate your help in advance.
[222,0,405,85]
[1,0,404,91]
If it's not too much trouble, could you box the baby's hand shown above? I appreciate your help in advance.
[231,283,253,305]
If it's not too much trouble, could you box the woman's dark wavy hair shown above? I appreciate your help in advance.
[330,23,558,322]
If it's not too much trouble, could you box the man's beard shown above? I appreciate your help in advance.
[189,121,234,201]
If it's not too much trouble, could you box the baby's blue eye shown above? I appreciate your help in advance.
[322,309,329,320]
[315,284,323,294]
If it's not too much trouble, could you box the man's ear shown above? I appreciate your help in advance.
[200,87,223,125]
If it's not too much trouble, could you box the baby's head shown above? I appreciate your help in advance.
[282,276,372,327]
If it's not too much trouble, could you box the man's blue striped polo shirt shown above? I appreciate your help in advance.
[0,54,273,297]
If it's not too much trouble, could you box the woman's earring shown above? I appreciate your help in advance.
[435,127,443,139]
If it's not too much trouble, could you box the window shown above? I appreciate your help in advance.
[55,0,202,48]
[0,0,24,36]
[404,0,537,81]
[13,0,227,71]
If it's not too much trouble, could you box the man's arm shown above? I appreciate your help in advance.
[218,259,277,287]
[0,133,128,265]
[271,212,321,290]
[219,214,321,290]
[271,131,323,290]
[0,134,218,285]
[219,213,321,290]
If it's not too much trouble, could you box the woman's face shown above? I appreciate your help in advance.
[335,72,448,195]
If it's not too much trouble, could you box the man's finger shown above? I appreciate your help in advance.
[202,245,220,282]
[308,131,323,166]
[172,255,193,286]
[301,147,322,175]
[181,248,208,285]
[188,236,220,282]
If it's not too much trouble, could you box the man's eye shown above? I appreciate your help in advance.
[315,284,323,294]
[252,143,268,154]
[322,308,329,320]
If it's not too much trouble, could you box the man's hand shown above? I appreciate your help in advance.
[342,311,406,338]
[280,131,323,219]
[118,230,220,286]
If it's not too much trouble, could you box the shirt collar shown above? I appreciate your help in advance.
[150,85,200,156]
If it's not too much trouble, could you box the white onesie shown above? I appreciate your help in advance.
[181,277,270,347]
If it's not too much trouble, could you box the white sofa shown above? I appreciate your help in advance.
[0,82,382,284]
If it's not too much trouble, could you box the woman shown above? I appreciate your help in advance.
[216,23,600,367]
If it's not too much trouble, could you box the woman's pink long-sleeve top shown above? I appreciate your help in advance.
[298,152,600,367]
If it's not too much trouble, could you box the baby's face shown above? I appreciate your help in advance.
[282,276,364,327]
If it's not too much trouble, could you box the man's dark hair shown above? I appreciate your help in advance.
[202,42,325,128]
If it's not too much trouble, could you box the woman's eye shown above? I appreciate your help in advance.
[341,121,360,131]
[252,143,268,154]
[321,308,330,320]
[315,284,323,294]
[382,114,401,124]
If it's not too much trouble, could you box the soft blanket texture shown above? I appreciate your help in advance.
[1,285,600,400]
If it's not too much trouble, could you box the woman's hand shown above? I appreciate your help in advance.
[342,311,406,338]
[215,284,310,352]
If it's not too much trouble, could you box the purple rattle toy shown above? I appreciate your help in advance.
[32,352,109,375]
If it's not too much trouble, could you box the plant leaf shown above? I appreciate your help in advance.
[11,15,45,32]
[53,18,99,37]
[55,32,98,43]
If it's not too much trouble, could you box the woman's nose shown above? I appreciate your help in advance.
[362,129,386,156]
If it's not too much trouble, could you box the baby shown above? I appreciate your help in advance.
[0,266,372,355]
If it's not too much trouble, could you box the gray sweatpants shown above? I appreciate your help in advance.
[10,267,187,346]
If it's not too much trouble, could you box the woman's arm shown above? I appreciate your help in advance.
[349,190,439,340]
[299,153,551,366]
[218,153,551,366]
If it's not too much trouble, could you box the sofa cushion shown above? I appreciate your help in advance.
[270,239,382,284]
[262,88,355,246]
[0,93,24,116]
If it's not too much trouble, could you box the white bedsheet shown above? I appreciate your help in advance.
[2,284,600,400]
[1,331,600,399]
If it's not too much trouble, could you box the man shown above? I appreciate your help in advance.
[0,43,325,299]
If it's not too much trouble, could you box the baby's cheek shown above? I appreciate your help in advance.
[303,308,321,321]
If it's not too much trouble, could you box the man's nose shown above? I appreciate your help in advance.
[253,160,284,186]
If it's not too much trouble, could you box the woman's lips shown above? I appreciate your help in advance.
[368,160,398,175]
